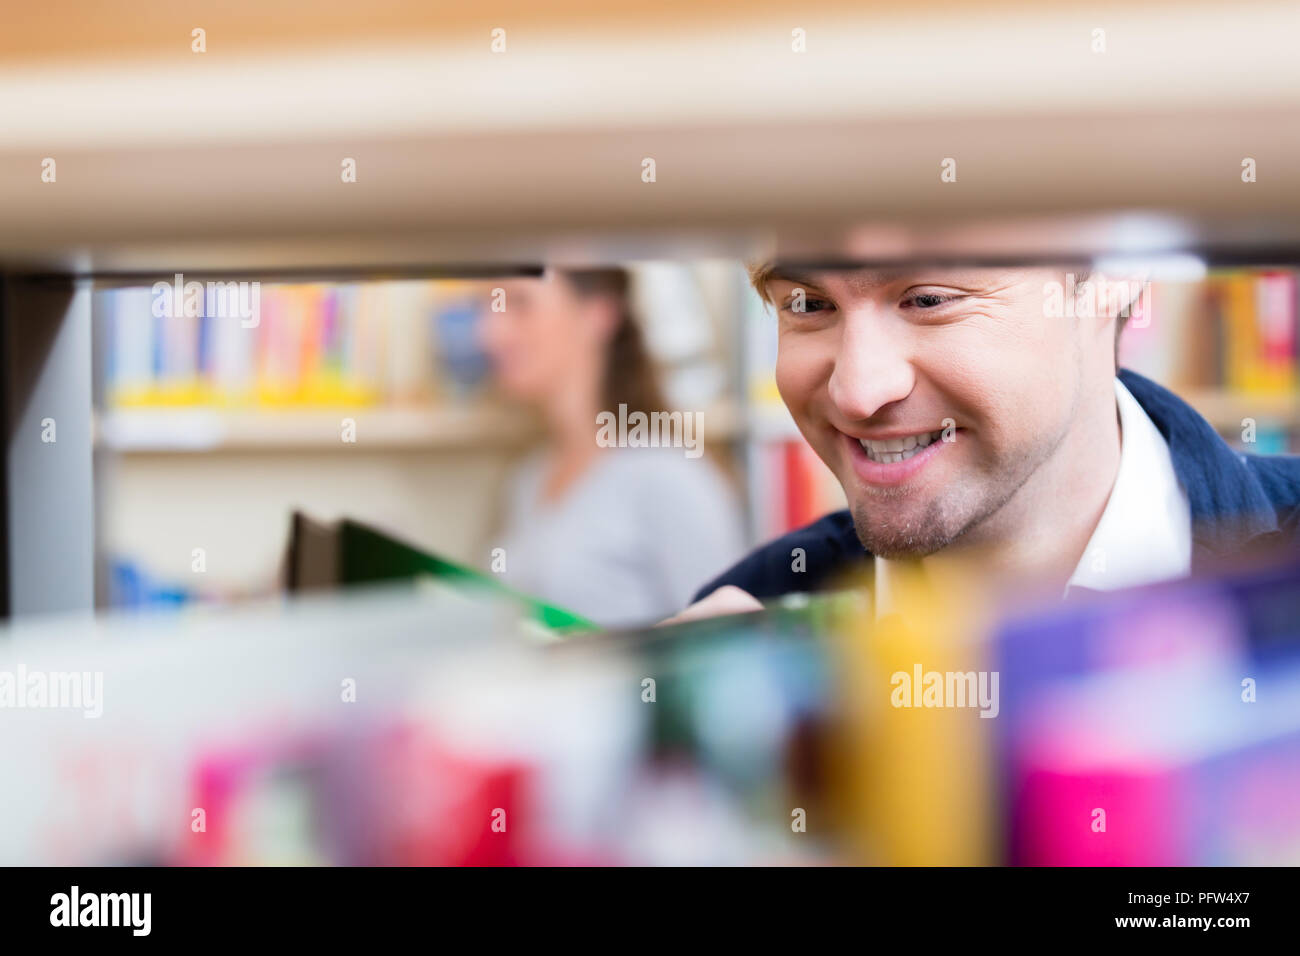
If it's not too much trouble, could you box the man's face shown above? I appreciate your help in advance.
[770,267,1093,559]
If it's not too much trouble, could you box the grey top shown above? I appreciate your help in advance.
[498,446,747,628]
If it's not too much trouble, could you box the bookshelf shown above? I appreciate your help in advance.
[95,400,745,453]
[3,0,1300,616]
[1119,268,1300,452]
[1181,391,1300,430]
[5,3,1300,276]
[95,405,534,452]
[86,266,746,602]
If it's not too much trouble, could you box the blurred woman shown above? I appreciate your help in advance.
[480,268,746,628]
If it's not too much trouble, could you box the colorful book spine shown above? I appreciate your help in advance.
[1255,270,1298,394]
[1211,269,1298,395]
[104,282,469,409]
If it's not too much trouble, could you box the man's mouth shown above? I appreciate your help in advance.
[857,429,945,465]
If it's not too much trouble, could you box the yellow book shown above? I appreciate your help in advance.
[1221,271,1263,394]
[831,563,998,865]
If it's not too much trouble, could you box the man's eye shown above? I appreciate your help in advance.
[903,292,960,310]
[782,296,833,314]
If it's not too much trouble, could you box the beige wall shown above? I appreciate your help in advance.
[101,448,519,596]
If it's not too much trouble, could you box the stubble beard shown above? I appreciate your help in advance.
[847,425,1069,560]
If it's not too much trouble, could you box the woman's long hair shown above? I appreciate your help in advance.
[560,268,667,418]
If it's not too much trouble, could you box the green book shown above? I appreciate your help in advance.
[285,511,597,636]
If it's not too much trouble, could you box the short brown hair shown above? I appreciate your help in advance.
[748,261,779,306]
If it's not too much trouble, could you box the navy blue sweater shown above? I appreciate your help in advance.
[695,370,1300,602]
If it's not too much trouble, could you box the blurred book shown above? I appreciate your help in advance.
[285,511,596,636]
[104,281,468,410]
[995,553,1300,865]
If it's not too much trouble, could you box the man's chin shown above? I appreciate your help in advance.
[849,504,964,560]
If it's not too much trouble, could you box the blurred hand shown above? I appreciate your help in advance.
[659,585,764,626]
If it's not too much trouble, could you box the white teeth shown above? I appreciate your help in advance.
[858,430,943,464]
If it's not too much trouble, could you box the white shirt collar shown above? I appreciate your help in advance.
[871,378,1192,613]
[1064,378,1192,594]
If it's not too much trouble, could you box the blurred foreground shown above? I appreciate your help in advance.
[1,552,1298,866]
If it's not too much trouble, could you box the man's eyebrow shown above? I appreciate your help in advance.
[764,269,824,290]
[764,268,907,290]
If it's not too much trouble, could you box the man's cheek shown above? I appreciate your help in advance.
[774,357,814,413]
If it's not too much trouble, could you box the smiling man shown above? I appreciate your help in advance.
[679,263,1300,619]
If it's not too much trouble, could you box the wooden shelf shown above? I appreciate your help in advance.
[95,405,537,452]
[4,3,1300,274]
[96,400,746,452]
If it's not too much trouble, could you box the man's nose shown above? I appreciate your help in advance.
[826,314,916,421]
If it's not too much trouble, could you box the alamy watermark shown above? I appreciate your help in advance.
[0,664,103,718]
[50,886,150,936]
[1044,272,1150,327]
[890,663,999,718]
[151,273,260,327]
[596,404,704,459]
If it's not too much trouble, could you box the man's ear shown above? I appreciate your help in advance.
[1087,270,1149,321]
[1083,270,1148,370]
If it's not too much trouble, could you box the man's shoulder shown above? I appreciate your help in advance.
[1121,369,1300,546]
[1244,452,1300,529]
[691,509,868,602]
